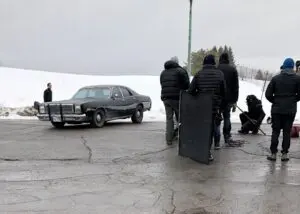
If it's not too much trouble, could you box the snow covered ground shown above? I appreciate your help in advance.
[0,66,299,123]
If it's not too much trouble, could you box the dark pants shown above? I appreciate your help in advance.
[270,113,295,154]
[213,121,221,146]
[163,99,179,142]
[239,112,263,132]
[222,104,232,139]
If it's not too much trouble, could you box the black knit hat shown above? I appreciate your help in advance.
[203,54,216,65]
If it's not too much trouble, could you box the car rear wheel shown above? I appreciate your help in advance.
[51,122,65,129]
[131,105,143,124]
[90,109,106,128]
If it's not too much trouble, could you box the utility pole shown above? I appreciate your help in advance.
[187,0,193,75]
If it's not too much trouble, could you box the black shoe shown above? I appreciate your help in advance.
[166,141,173,146]
[214,142,221,150]
[267,153,276,161]
[252,130,259,135]
[281,153,290,162]
[238,129,249,134]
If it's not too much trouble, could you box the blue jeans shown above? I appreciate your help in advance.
[214,123,221,145]
[222,104,232,139]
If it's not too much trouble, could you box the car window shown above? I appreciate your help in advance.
[72,87,111,99]
[120,87,132,97]
[112,87,122,98]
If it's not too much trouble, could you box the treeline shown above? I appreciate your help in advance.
[185,45,275,80]
[186,45,236,76]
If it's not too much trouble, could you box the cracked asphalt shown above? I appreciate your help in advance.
[1,120,300,213]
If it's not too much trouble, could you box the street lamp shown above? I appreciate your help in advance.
[187,0,193,75]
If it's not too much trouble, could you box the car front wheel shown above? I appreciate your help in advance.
[90,109,106,128]
[131,105,144,124]
[51,122,65,129]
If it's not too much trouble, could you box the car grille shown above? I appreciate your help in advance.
[62,104,74,114]
[49,104,60,114]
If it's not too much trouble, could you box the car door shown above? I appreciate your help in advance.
[111,87,126,118]
[119,87,137,116]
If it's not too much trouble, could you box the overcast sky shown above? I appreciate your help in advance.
[0,0,299,75]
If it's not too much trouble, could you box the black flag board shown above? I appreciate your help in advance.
[178,91,213,165]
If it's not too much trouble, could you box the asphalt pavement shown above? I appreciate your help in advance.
[1,120,300,214]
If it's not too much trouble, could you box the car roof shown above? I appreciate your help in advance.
[80,85,128,89]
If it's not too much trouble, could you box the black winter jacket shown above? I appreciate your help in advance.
[246,95,266,122]
[44,88,52,102]
[188,65,226,113]
[265,69,300,115]
[217,60,239,104]
[160,61,190,100]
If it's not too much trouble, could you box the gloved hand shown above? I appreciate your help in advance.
[232,103,237,112]
[251,119,257,125]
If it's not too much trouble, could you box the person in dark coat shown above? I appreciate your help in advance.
[238,95,265,134]
[188,54,226,161]
[217,53,239,144]
[43,83,52,102]
[265,58,300,161]
[160,56,190,145]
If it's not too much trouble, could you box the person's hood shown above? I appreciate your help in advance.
[164,60,180,70]
[219,53,230,64]
[281,68,296,75]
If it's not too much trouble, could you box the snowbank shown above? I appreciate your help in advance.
[0,66,299,123]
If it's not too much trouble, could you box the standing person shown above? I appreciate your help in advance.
[160,56,190,145]
[188,54,226,161]
[217,53,239,145]
[44,82,52,102]
[265,58,300,161]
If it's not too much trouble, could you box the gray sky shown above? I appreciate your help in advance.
[0,0,299,75]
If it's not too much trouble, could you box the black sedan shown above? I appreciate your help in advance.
[37,85,152,128]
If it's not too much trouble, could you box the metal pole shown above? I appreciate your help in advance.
[187,0,193,75]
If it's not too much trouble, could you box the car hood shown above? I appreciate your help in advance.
[46,98,101,105]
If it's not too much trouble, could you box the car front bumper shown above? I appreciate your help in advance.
[37,114,88,122]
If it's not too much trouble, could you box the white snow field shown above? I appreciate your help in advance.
[0,66,299,123]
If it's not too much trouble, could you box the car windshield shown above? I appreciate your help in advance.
[72,87,111,99]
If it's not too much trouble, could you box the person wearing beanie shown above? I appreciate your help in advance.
[265,57,300,161]
[217,52,239,145]
[160,56,190,145]
[188,54,226,161]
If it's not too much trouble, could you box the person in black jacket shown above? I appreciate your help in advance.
[44,82,52,102]
[160,56,190,145]
[188,54,226,161]
[265,58,300,161]
[238,95,265,134]
[217,53,239,144]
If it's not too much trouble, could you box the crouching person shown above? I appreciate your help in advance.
[238,95,265,134]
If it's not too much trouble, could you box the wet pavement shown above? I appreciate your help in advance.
[0,120,300,214]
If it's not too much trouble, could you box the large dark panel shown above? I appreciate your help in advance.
[178,91,213,165]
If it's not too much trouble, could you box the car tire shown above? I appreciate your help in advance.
[131,105,143,124]
[90,109,106,128]
[51,122,65,129]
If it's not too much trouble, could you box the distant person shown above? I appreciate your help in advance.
[238,95,265,135]
[296,60,300,75]
[188,54,226,161]
[44,83,52,102]
[217,53,239,145]
[160,56,190,145]
[265,58,300,161]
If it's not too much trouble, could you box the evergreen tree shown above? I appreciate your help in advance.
[255,70,264,80]
[228,47,236,67]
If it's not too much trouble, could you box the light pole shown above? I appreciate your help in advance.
[187,0,193,75]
